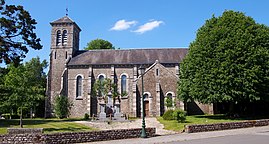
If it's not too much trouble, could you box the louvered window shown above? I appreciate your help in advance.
[56,30,61,46]
[62,30,67,45]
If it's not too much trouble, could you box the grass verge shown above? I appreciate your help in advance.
[157,114,244,132]
[0,118,97,134]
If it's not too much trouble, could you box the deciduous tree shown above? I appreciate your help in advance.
[0,67,11,114]
[3,57,47,127]
[178,10,269,113]
[84,39,114,50]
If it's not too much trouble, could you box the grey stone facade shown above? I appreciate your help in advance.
[46,16,212,118]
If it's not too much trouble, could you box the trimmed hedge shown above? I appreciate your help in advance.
[162,109,174,120]
[162,109,187,122]
[173,109,187,122]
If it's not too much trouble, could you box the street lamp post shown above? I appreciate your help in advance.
[139,65,147,138]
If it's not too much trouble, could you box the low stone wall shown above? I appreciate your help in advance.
[8,128,43,135]
[0,128,156,144]
[185,119,269,133]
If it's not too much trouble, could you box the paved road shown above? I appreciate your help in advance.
[167,135,269,144]
[87,126,269,144]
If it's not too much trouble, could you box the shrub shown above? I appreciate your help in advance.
[165,96,173,108]
[173,109,187,122]
[1,113,10,119]
[162,109,175,120]
[54,96,71,119]
[84,113,90,120]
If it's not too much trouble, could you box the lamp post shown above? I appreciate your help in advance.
[139,65,147,138]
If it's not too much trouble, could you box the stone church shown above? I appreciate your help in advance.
[46,16,212,118]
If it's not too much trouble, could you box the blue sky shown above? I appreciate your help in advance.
[5,0,269,65]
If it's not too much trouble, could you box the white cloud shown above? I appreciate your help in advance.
[133,20,164,34]
[110,20,137,31]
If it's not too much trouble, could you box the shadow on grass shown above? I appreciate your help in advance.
[182,120,192,123]
[0,119,20,127]
[193,114,269,121]
[193,114,231,120]
[0,118,84,128]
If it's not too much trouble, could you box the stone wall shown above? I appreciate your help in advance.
[68,67,90,118]
[185,119,269,133]
[0,128,156,144]
[7,128,43,135]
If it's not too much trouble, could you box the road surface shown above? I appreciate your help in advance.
[86,126,269,144]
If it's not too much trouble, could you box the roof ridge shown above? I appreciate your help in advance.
[83,48,188,52]
[69,48,188,66]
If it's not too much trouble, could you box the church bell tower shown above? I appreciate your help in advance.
[46,16,81,117]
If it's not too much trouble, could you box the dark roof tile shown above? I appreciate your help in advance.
[68,48,188,66]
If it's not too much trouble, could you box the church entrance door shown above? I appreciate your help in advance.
[144,101,149,117]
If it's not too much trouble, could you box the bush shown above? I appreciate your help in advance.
[11,114,20,119]
[1,113,10,119]
[162,109,175,120]
[84,113,90,120]
[173,109,186,122]
[1,114,20,119]
[165,97,173,108]
[54,96,71,119]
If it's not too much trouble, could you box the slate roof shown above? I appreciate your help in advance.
[50,16,81,31]
[68,48,188,66]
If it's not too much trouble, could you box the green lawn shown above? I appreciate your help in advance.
[157,115,244,132]
[0,118,97,134]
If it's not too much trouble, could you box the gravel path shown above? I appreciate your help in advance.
[75,117,177,135]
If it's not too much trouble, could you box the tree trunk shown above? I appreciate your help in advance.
[229,102,234,116]
[44,97,47,118]
[30,107,33,119]
[20,106,23,128]
[10,109,13,119]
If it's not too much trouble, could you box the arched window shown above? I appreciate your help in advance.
[121,75,127,96]
[76,76,82,98]
[99,75,104,81]
[62,30,67,45]
[56,30,61,46]
[166,93,173,108]
[167,93,172,99]
[98,75,105,96]
[143,93,149,100]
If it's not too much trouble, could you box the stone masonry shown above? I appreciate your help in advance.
[46,15,213,118]
[0,128,156,144]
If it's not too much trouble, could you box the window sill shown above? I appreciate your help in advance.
[76,97,83,100]
[121,96,128,99]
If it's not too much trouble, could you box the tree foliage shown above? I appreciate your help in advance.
[0,67,11,114]
[92,78,119,99]
[165,96,173,108]
[0,0,42,65]
[54,95,71,119]
[178,11,269,105]
[84,38,114,50]
[2,57,47,127]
